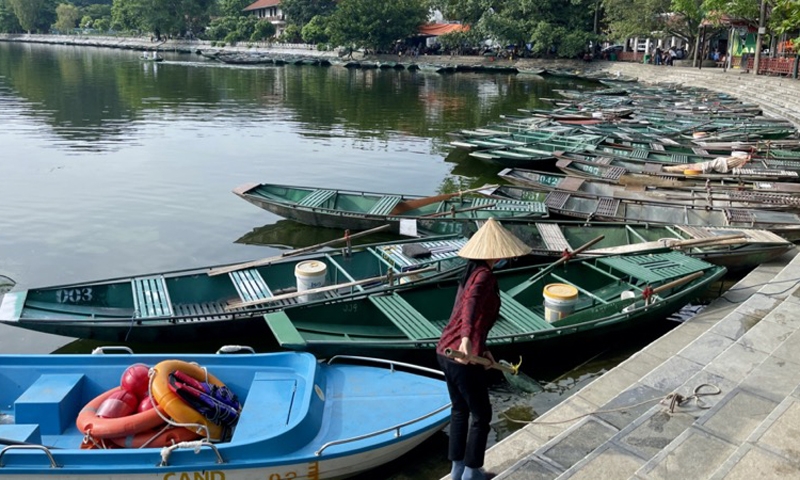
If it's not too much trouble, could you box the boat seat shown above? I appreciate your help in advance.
[0,424,41,445]
[229,269,273,303]
[132,276,174,318]
[297,189,336,208]
[499,292,551,331]
[536,223,571,252]
[231,372,298,442]
[15,374,85,435]
[368,195,402,216]
[369,293,440,340]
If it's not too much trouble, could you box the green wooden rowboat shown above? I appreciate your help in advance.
[491,185,800,241]
[498,221,793,271]
[0,236,469,343]
[233,183,548,235]
[497,168,800,210]
[553,153,800,187]
[468,133,605,167]
[264,251,726,358]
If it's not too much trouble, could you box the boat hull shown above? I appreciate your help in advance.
[0,352,450,479]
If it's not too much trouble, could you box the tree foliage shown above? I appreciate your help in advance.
[281,0,337,27]
[603,0,703,48]
[111,0,214,37]
[54,3,80,33]
[0,0,23,33]
[218,0,252,18]
[327,0,429,52]
[301,14,330,45]
[8,0,56,33]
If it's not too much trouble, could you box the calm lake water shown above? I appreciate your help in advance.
[0,41,682,479]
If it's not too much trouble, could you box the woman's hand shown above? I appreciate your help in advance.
[484,351,496,370]
[455,337,472,364]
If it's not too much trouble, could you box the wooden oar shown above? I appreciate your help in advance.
[505,235,605,297]
[667,233,747,249]
[444,349,543,394]
[650,271,705,296]
[225,266,436,310]
[390,185,498,215]
[208,224,392,276]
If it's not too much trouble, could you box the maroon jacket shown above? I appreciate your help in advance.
[436,263,500,358]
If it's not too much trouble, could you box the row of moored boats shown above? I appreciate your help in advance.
[1,76,798,479]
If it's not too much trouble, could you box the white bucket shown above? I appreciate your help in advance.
[543,283,579,322]
[295,261,327,303]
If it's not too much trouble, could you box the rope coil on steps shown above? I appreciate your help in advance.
[502,383,722,425]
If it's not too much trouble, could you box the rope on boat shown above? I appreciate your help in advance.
[147,368,211,441]
[502,383,722,425]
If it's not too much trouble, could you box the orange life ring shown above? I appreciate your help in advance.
[109,425,201,448]
[150,360,226,441]
[76,387,165,439]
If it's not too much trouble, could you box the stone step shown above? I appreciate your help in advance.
[486,251,797,480]
[708,386,800,479]
[629,258,800,478]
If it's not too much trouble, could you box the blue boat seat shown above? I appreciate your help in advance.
[297,189,336,208]
[370,293,440,340]
[132,276,173,318]
[499,292,551,331]
[231,372,297,442]
[0,424,41,445]
[15,374,84,435]
[367,195,402,216]
[229,269,273,303]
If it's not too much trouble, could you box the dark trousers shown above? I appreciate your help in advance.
[437,354,492,468]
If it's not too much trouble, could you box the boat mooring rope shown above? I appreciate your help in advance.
[502,383,721,426]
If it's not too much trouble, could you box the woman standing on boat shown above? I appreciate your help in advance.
[436,218,531,480]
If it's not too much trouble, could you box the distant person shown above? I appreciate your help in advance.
[437,218,531,480]
[667,47,676,66]
[655,47,663,65]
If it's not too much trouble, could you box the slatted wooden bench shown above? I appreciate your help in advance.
[369,293,440,340]
[367,195,402,216]
[297,189,336,208]
[499,292,551,332]
[132,276,174,318]
[229,269,273,303]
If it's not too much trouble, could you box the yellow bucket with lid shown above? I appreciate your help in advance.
[543,283,578,322]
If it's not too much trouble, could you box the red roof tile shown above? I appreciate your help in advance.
[244,0,281,11]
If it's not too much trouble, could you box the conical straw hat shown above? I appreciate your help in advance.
[458,218,532,260]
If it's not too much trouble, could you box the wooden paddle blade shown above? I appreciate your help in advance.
[390,185,499,215]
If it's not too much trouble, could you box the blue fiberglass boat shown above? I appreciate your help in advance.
[0,351,449,479]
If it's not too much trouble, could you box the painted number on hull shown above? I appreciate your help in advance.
[56,288,92,303]
[163,473,225,480]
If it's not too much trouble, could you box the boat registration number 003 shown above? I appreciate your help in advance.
[56,287,93,303]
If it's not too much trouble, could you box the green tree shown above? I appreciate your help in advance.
[327,0,428,52]
[111,0,214,37]
[8,0,56,33]
[0,0,23,33]
[603,0,704,51]
[281,0,337,27]
[301,14,329,44]
[54,3,81,33]
[773,0,800,44]
[251,18,276,41]
[219,0,251,17]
